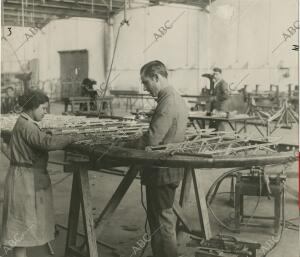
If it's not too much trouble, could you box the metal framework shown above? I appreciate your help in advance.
[247,98,299,136]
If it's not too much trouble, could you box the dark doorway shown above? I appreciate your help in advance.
[59,50,88,99]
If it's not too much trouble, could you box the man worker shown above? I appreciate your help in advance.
[80,78,98,111]
[209,67,229,130]
[135,60,188,257]
[1,86,18,114]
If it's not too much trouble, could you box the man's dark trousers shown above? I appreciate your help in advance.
[146,182,179,257]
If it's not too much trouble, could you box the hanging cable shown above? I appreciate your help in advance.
[102,23,122,98]
[102,0,129,98]
[262,186,285,256]
[206,167,244,232]
[2,38,26,73]
[138,182,149,257]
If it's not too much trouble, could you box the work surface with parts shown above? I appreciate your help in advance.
[1,114,297,169]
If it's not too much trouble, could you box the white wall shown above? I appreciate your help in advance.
[110,5,209,95]
[2,17,106,99]
[37,18,106,83]
[110,0,298,94]
[2,0,298,98]
[209,0,298,91]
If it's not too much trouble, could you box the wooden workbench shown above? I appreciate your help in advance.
[110,90,156,112]
[1,129,297,257]
[66,96,113,115]
[189,112,258,134]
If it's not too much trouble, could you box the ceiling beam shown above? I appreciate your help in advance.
[3,0,214,26]
[3,5,109,17]
[4,0,122,10]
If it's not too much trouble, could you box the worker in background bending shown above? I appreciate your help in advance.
[1,86,18,114]
[209,67,229,131]
[131,60,188,257]
[80,78,98,111]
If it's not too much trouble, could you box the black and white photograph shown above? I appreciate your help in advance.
[0,0,299,257]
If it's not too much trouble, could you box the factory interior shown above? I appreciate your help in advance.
[0,0,299,257]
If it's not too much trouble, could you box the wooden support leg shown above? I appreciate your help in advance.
[65,170,81,255]
[94,165,140,233]
[191,169,212,240]
[79,168,98,257]
[192,120,202,133]
[65,166,98,257]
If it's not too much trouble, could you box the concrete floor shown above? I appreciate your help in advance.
[0,101,299,257]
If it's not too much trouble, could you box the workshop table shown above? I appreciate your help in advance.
[110,90,156,111]
[1,128,297,257]
[66,96,113,115]
[189,112,258,134]
[62,139,296,257]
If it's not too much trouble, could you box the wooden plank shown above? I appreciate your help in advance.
[93,165,140,233]
[179,168,193,207]
[65,144,297,169]
[1,130,297,169]
[78,168,99,257]
[191,169,212,240]
[65,170,81,255]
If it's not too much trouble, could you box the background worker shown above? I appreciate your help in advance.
[80,78,98,111]
[209,67,229,130]
[1,86,18,114]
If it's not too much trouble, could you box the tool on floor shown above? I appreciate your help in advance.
[194,234,261,257]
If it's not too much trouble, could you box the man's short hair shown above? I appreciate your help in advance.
[213,67,222,73]
[140,60,168,78]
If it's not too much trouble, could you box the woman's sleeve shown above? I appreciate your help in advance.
[25,124,75,151]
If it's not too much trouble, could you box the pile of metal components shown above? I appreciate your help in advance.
[194,235,261,257]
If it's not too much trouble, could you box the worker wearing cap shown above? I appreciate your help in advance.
[210,67,229,130]
[135,60,188,257]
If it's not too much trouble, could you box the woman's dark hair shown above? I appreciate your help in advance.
[18,89,49,111]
